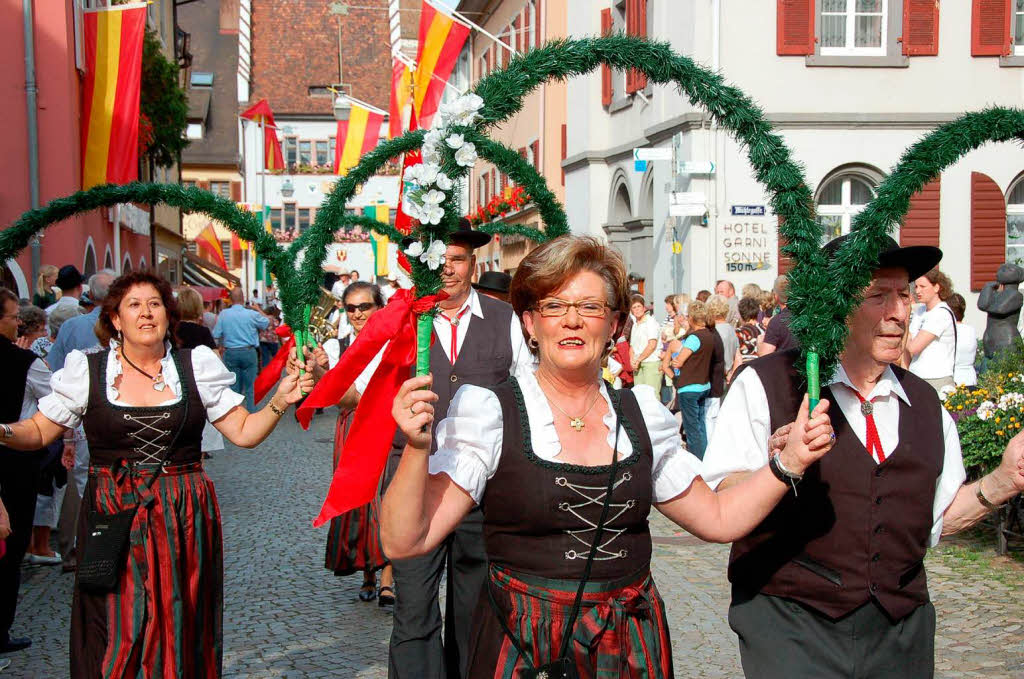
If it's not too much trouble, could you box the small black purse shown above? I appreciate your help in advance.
[78,379,189,594]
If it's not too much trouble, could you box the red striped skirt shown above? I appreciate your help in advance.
[324,410,388,576]
[71,461,223,679]
[468,564,674,678]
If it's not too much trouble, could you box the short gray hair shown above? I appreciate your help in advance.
[18,305,47,334]
[88,269,116,302]
[48,303,81,337]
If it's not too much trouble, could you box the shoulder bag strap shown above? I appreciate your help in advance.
[943,306,958,373]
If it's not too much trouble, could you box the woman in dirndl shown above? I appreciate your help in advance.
[315,281,392,605]
[0,271,312,678]
[381,236,836,678]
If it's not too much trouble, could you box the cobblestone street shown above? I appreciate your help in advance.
[7,411,1024,678]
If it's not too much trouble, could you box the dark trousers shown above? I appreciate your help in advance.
[223,347,259,412]
[678,390,708,460]
[729,593,935,679]
[259,341,279,370]
[388,506,487,679]
[0,450,41,643]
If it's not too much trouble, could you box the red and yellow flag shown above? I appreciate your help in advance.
[334,104,385,175]
[389,59,412,139]
[241,99,285,171]
[413,1,470,129]
[196,223,228,270]
[80,3,146,191]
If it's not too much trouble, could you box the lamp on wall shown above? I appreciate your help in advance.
[281,179,295,198]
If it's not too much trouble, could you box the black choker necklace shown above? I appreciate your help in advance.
[120,346,167,392]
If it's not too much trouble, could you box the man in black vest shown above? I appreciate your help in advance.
[0,287,54,654]
[387,222,532,679]
[703,235,1024,678]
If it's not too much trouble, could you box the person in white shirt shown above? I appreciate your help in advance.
[947,293,979,388]
[628,295,662,390]
[330,272,351,300]
[702,234,1024,678]
[907,267,957,393]
[45,265,84,318]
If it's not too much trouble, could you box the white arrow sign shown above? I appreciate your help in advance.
[633,147,672,162]
[677,160,715,174]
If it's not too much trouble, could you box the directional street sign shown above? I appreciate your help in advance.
[677,160,716,174]
[633,147,672,162]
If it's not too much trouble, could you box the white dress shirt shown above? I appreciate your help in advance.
[428,374,703,505]
[21,357,53,420]
[702,363,967,546]
[433,289,533,377]
[39,343,245,427]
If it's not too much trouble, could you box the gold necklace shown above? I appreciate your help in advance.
[538,372,601,433]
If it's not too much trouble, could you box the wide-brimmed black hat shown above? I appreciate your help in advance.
[402,218,492,250]
[472,270,511,294]
[822,234,941,282]
[56,265,83,290]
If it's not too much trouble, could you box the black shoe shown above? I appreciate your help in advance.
[378,585,395,608]
[358,582,377,602]
[0,637,31,653]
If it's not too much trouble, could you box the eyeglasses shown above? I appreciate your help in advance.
[534,298,610,318]
[344,302,377,314]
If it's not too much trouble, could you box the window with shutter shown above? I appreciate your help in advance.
[230,181,242,202]
[1012,0,1024,55]
[533,0,541,49]
[1006,176,1024,265]
[777,0,815,55]
[972,0,1012,56]
[899,177,940,246]
[625,0,648,92]
[971,172,1008,290]
[601,8,612,107]
[902,0,939,55]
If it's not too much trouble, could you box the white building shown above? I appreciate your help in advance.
[564,0,1024,329]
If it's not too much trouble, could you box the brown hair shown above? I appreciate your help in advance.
[99,271,180,345]
[947,292,966,322]
[687,300,709,327]
[696,290,711,303]
[176,287,204,322]
[921,267,954,301]
[0,287,18,311]
[510,235,629,328]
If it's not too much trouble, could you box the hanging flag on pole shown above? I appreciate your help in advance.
[80,3,147,190]
[334,103,385,175]
[389,59,412,139]
[240,99,285,171]
[364,204,391,277]
[413,1,470,129]
[195,223,228,270]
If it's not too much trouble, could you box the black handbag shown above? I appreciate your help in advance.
[78,376,190,594]
[487,391,625,679]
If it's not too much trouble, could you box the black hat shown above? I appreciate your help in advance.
[56,265,84,291]
[822,234,941,282]
[472,270,511,295]
[402,218,492,250]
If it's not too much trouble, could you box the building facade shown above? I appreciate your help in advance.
[564,0,1024,328]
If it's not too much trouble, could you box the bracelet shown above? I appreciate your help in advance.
[769,451,803,496]
[0,424,12,439]
[976,477,1007,511]
[268,400,286,417]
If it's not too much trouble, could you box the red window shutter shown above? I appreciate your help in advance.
[535,0,541,48]
[971,171,1007,291]
[777,0,815,56]
[531,140,540,171]
[230,181,242,201]
[197,180,210,191]
[777,217,793,275]
[513,17,520,53]
[560,123,567,186]
[625,0,638,94]
[972,0,1012,56]
[902,0,940,56]
[900,177,941,246]
[633,0,648,90]
[601,9,612,107]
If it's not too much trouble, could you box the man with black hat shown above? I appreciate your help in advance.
[387,221,533,679]
[702,235,1024,677]
[45,265,84,318]
[471,270,511,303]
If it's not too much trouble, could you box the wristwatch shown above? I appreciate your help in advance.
[769,450,803,493]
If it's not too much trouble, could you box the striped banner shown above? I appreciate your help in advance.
[195,223,227,270]
[389,59,412,139]
[334,105,385,175]
[81,3,147,190]
[240,99,285,171]
[413,1,470,129]
[364,204,391,277]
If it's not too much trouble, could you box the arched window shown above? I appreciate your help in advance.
[82,242,97,277]
[815,170,879,243]
[123,254,133,273]
[104,246,114,270]
[611,181,632,225]
[1006,177,1024,266]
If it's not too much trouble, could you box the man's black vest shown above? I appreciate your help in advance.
[729,349,944,621]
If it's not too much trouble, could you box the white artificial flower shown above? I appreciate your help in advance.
[422,145,442,165]
[454,142,477,167]
[423,239,447,269]
[461,93,484,114]
[422,189,446,206]
[403,163,422,184]
[404,240,425,258]
[445,133,465,149]
[421,203,445,225]
[415,163,439,186]
[434,172,453,191]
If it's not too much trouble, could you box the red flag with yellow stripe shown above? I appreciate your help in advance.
[241,99,286,171]
[81,3,147,190]
[334,104,385,175]
[390,59,412,139]
[413,1,470,129]
[195,223,228,270]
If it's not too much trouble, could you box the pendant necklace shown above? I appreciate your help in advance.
[538,372,601,433]
[120,346,167,392]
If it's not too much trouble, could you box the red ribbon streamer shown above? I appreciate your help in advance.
[254,323,294,404]
[299,288,447,527]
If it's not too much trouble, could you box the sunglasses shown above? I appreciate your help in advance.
[344,302,377,314]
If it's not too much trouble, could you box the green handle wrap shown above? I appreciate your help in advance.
[416,313,434,377]
[806,350,820,413]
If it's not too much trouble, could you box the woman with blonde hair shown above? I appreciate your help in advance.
[741,282,762,300]
[32,265,60,309]
[907,267,958,393]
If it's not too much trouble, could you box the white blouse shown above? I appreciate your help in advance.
[428,372,703,505]
[38,343,244,429]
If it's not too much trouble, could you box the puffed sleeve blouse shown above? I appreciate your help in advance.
[428,371,703,505]
[38,343,245,429]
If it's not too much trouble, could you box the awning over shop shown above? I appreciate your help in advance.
[189,286,228,302]
[182,251,239,295]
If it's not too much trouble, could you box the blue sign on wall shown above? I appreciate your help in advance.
[634,160,648,173]
[730,205,766,216]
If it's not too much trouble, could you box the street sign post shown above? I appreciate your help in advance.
[669,192,707,217]
[633,147,672,162]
